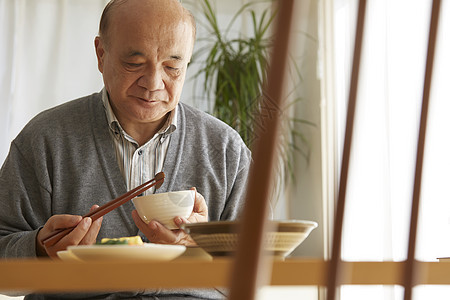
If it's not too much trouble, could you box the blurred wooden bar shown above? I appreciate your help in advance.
[403,0,442,299]
[326,0,367,299]
[2,259,450,293]
[228,0,296,299]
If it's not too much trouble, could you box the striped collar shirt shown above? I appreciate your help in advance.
[101,88,177,195]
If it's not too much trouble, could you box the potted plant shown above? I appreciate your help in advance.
[188,0,313,206]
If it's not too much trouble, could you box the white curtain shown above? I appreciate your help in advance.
[0,0,108,163]
[328,0,450,299]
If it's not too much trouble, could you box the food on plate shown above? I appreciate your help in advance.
[97,235,144,245]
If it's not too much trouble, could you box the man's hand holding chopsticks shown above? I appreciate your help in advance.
[36,205,103,258]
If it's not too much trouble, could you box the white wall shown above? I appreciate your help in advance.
[283,0,324,259]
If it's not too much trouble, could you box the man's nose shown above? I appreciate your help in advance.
[137,68,165,91]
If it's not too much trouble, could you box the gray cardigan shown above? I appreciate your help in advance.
[0,92,251,299]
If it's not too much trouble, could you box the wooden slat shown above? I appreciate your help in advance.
[3,259,450,292]
[270,259,328,285]
[326,0,367,300]
[403,1,442,299]
[228,1,296,299]
[0,258,231,292]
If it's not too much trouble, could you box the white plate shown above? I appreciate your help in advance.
[57,250,83,261]
[64,243,186,262]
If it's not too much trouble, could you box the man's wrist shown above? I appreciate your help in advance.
[35,228,49,257]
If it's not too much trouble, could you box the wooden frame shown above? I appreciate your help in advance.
[2,259,450,292]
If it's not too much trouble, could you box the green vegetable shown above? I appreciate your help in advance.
[96,240,129,245]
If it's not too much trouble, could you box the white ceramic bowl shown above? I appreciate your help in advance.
[132,190,195,229]
[182,220,318,258]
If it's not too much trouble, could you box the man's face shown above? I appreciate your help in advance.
[95,3,194,131]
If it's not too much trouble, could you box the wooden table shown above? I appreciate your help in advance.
[1,258,450,293]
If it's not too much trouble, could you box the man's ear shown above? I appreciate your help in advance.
[94,36,105,73]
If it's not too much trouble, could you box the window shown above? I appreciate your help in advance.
[324,0,450,298]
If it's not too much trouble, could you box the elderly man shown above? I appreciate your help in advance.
[0,0,251,299]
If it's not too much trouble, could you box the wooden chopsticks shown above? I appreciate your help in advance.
[41,172,165,247]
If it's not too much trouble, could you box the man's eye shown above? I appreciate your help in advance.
[126,63,143,68]
[166,66,181,76]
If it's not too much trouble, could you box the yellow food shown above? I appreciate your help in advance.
[98,236,144,245]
